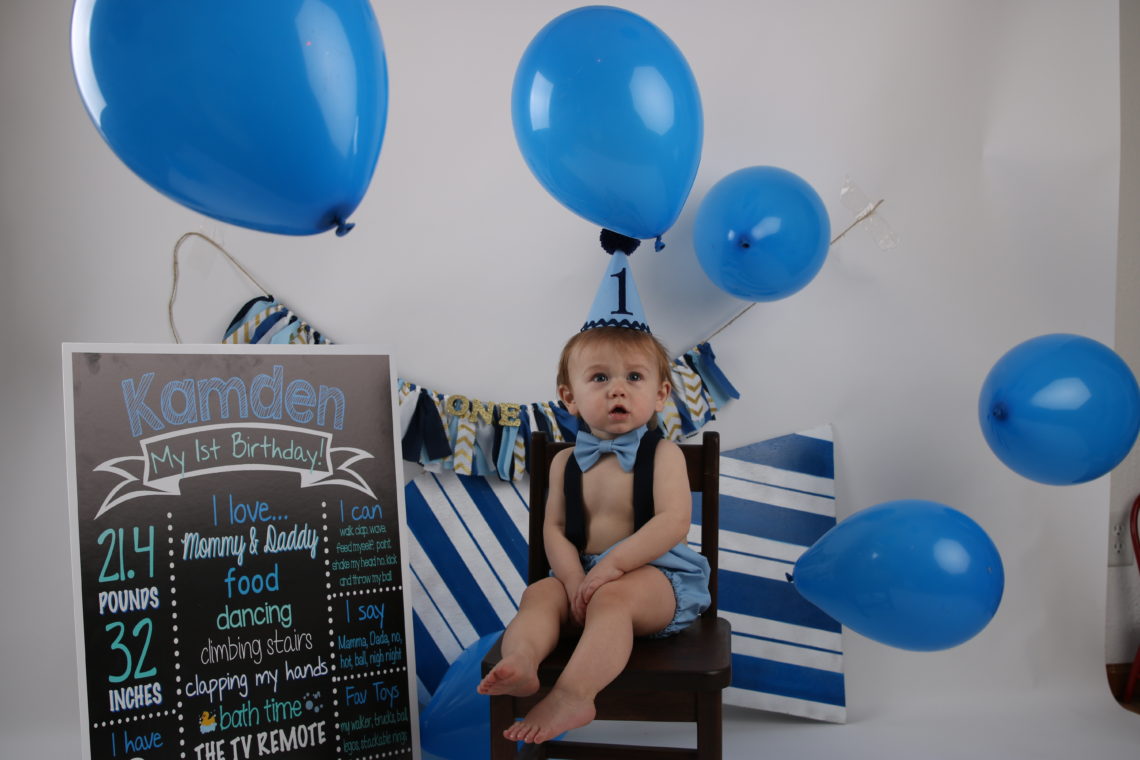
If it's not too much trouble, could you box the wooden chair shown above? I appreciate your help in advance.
[482,431,732,760]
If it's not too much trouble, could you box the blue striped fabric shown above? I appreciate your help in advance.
[407,424,845,722]
[407,472,530,696]
[698,425,846,722]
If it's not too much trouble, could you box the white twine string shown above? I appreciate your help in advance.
[168,232,270,344]
[167,199,884,348]
[701,199,885,344]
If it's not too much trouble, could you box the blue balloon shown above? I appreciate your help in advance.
[512,6,702,240]
[979,333,1140,485]
[419,632,500,760]
[792,500,1004,652]
[71,0,388,236]
[693,166,830,301]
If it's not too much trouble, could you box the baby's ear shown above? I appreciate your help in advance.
[655,380,671,411]
[558,384,578,414]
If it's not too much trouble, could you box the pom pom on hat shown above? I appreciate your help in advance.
[599,228,641,255]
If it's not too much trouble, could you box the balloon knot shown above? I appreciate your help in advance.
[334,217,355,237]
[785,573,794,584]
[599,228,640,255]
[654,235,665,252]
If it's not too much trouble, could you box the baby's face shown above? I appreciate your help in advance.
[559,341,670,439]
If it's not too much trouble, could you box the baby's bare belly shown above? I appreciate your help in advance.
[582,513,635,555]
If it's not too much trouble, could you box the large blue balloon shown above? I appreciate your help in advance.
[693,166,830,301]
[512,6,702,240]
[979,333,1140,485]
[793,500,1004,651]
[419,632,500,760]
[71,0,388,236]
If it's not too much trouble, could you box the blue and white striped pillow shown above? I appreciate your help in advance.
[407,425,845,722]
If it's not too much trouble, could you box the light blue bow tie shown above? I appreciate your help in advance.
[573,426,648,472]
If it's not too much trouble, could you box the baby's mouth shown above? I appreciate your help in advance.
[609,404,629,417]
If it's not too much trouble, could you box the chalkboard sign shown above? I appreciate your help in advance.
[64,345,419,760]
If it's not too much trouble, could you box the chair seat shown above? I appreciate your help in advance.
[483,616,731,706]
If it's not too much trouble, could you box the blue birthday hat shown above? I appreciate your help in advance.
[582,231,651,333]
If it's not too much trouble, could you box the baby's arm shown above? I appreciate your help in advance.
[578,439,691,605]
[543,449,587,621]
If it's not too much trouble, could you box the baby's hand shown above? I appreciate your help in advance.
[570,590,588,626]
[561,575,587,626]
[578,561,625,610]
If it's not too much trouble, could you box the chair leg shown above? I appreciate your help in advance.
[1125,644,1140,703]
[489,695,516,760]
[695,691,722,760]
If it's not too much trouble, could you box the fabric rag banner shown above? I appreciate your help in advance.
[220,294,739,483]
[406,424,845,722]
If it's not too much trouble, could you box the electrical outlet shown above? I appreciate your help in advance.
[1109,517,1134,567]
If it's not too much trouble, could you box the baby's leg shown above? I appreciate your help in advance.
[477,577,569,697]
[506,565,675,744]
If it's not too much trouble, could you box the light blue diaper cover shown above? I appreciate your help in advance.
[580,541,711,638]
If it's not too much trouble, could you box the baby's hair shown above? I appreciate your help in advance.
[557,327,673,391]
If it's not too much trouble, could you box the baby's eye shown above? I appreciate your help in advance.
[591,373,608,383]
[628,372,643,382]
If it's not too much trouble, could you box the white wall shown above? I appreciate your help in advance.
[4,1,1140,757]
[1109,0,1140,667]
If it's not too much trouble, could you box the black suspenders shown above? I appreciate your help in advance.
[562,428,663,551]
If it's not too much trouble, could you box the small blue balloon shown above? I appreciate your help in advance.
[512,6,702,240]
[693,166,831,301]
[792,500,1004,652]
[71,0,388,236]
[979,333,1140,485]
[419,632,500,760]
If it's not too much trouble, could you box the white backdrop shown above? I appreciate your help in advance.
[3,1,1140,757]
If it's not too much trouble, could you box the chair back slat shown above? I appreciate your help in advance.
[527,431,720,615]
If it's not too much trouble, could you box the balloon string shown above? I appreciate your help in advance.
[168,231,271,344]
[700,199,885,344]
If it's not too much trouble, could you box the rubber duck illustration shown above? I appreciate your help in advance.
[199,711,217,734]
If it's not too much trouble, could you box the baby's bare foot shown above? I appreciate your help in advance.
[502,687,596,744]
[476,654,540,697]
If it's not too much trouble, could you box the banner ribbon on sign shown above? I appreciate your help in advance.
[93,422,376,517]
